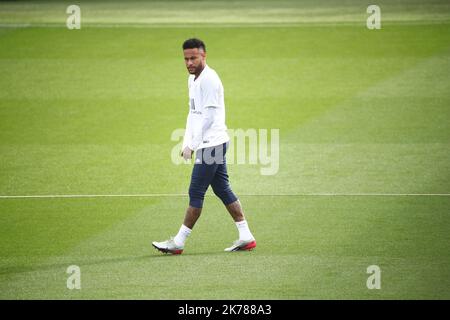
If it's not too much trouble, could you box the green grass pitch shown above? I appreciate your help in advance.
[0,0,449,299]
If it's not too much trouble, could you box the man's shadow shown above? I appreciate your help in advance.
[0,251,228,276]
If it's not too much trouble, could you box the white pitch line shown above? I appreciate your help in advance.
[0,194,187,199]
[1,20,448,29]
[0,193,449,199]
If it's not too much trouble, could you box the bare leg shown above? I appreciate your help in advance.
[183,206,202,229]
[225,200,245,222]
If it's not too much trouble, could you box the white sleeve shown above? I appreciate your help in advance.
[182,77,193,150]
[188,107,215,151]
[182,110,192,150]
[200,76,221,108]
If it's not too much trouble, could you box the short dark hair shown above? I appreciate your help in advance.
[182,38,206,52]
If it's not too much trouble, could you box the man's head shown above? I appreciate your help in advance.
[183,38,206,76]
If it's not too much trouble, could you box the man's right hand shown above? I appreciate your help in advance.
[182,146,193,160]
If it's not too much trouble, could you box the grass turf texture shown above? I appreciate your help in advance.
[0,0,449,299]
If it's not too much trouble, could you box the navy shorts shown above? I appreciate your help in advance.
[188,142,238,208]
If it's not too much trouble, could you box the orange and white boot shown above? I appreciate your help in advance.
[152,237,184,255]
[224,238,256,252]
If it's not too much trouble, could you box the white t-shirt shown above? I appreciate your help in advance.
[182,64,230,151]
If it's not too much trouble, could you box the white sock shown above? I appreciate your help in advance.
[174,224,191,247]
[235,220,254,241]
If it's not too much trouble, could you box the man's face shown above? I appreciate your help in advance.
[183,48,206,75]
